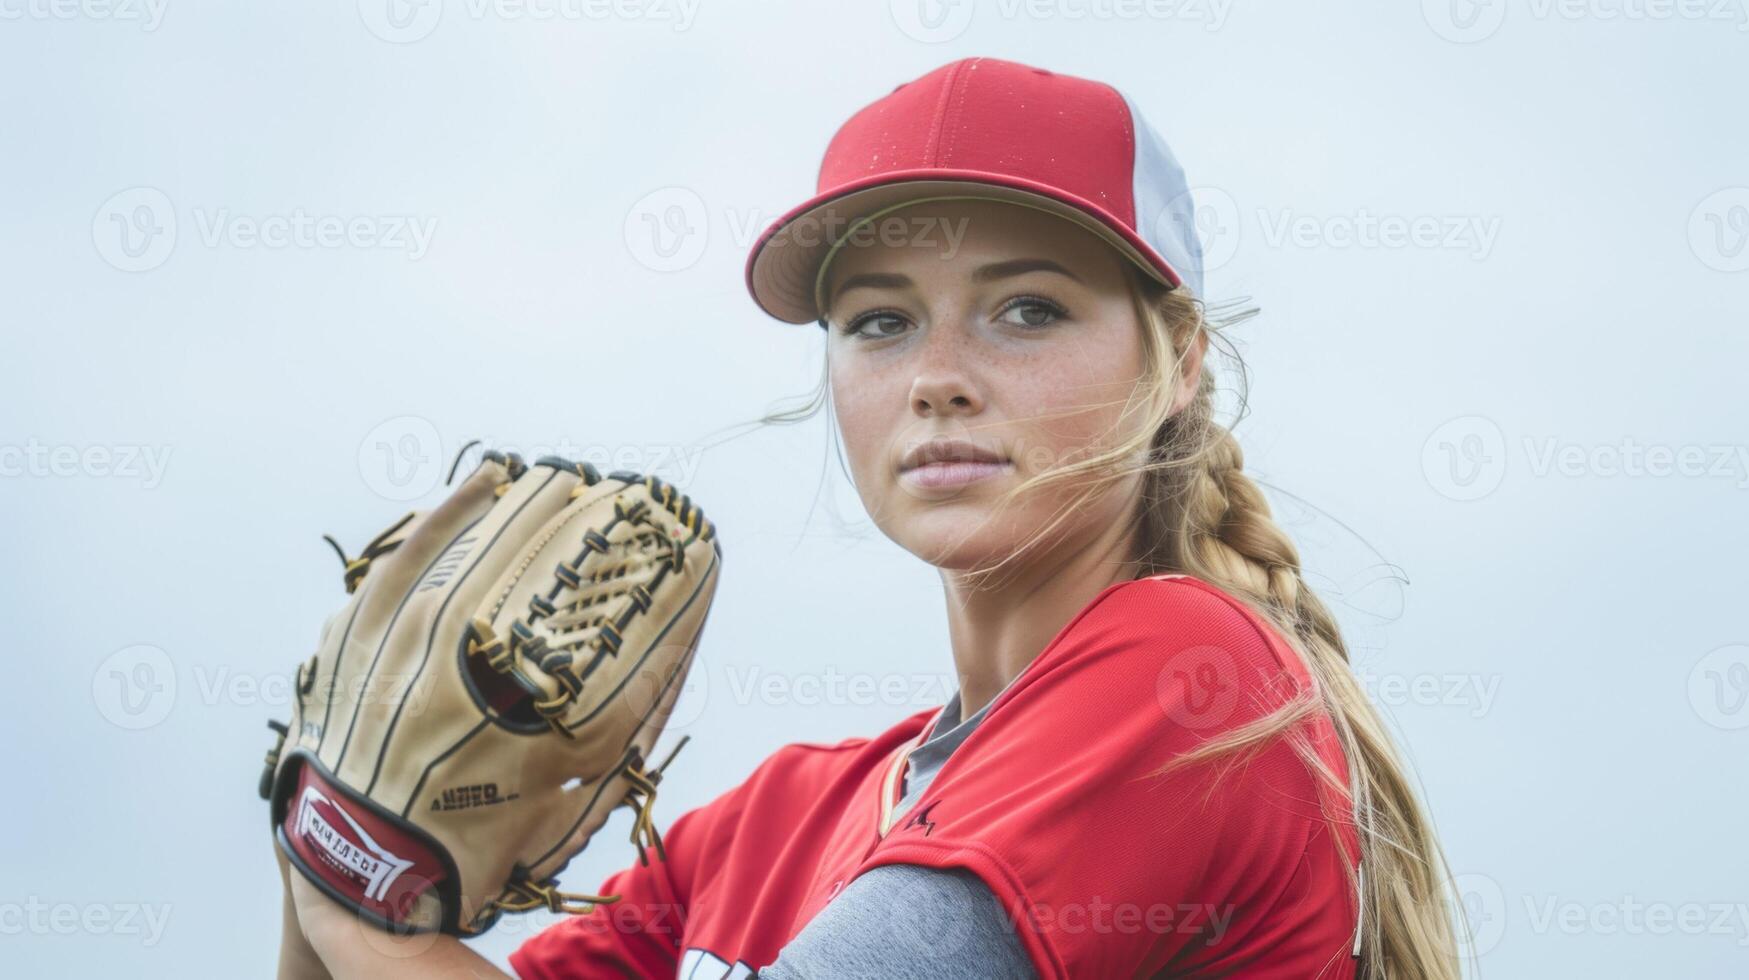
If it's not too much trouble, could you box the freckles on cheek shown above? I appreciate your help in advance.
[830,370,890,486]
[1015,331,1143,465]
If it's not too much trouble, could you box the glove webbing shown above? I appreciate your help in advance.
[468,479,709,735]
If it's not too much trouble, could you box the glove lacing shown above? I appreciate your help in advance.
[624,734,690,865]
[469,475,714,735]
[478,737,691,923]
[486,870,619,918]
[322,512,416,594]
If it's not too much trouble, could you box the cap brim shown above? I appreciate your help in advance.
[744,171,1185,325]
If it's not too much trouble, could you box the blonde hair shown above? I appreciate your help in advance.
[1118,269,1463,979]
[758,258,1464,979]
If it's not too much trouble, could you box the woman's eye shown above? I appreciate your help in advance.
[997,297,1066,329]
[847,312,911,339]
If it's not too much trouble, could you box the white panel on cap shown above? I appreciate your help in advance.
[1119,90,1204,299]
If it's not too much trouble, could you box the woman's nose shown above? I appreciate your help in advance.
[906,322,984,417]
[910,382,978,417]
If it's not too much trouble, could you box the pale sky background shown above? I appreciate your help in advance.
[3,1,1747,976]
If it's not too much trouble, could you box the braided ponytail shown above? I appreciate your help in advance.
[1145,424,1350,660]
[1127,274,1463,980]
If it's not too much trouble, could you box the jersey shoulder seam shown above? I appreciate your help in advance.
[1122,573,1301,674]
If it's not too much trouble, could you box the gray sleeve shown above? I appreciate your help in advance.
[757,863,1037,980]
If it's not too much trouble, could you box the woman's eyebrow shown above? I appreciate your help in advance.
[829,272,911,305]
[828,258,1082,306]
[971,257,1082,285]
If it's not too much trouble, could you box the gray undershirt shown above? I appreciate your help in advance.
[760,691,1037,979]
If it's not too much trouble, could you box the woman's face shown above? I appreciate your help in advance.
[822,198,1154,572]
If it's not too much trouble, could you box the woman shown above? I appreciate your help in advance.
[280,56,1460,978]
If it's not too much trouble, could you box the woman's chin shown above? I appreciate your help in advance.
[891,513,1029,572]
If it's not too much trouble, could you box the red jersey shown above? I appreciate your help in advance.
[511,573,1362,979]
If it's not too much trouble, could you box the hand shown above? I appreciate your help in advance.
[285,862,511,979]
[275,849,331,980]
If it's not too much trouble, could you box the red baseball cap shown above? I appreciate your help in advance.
[744,56,1205,325]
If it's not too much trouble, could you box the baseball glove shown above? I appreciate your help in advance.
[258,449,721,936]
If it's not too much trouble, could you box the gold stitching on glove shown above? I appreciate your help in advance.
[321,511,417,594]
[623,735,690,866]
[489,871,619,917]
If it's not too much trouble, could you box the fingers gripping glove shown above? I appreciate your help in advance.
[258,451,721,936]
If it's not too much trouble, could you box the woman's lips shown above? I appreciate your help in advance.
[899,459,1013,491]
